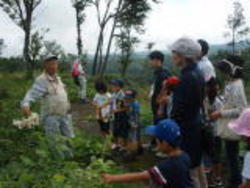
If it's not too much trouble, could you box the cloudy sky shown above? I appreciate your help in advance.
[0,0,250,57]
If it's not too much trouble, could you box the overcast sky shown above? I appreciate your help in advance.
[0,0,250,57]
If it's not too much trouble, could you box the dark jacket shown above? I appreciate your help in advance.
[151,67,171,120]
[171,63,205,129]
[171,63,205,168]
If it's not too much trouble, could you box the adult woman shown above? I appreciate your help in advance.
[170,37,206,187]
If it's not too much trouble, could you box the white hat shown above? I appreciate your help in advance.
[170,37,201,59]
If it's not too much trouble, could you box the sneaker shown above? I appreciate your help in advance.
[215,178,223,187]
[151,147,159,152]
[111,144,117,150]
[142,143,151,149]
[155,151,168,158]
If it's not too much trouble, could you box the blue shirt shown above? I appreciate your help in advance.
[126,101,140,123]
[148,152,194,188]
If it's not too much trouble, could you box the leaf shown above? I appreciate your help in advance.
[53,174,66,183]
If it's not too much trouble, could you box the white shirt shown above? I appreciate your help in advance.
[198,56,216,81]
[93,93,111,122]
[243,152,250,180]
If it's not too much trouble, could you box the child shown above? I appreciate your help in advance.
[109,79,128,150]
[93,81,111,135]
[102,119,195,188]
[228,108,250,188]
[210,55,248,188]
[204,77,224,186]
[123,89,143,154]
[156,76,180,118]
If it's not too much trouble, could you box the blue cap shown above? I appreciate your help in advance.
[145,119,181,147]
[110,79,124,88]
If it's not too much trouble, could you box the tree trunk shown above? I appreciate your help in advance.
[76,8,83,56]
[232,28,236,55]
[97,32,104,74]
[101,0,123,76]
[24,10,33,79]
[92,26,104,75]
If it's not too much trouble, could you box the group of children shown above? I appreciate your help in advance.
[94,37,250,188]
[93,79,142,153]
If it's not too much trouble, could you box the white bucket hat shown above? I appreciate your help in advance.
[170,37,202,59]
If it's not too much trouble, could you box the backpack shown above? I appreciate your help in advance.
[72,63,80,76]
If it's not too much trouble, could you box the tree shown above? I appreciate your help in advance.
[90,0,114,75]
[225,1,250,54]
[28,28,49,72]
[42,40,65,58]
[71,0,90,57]
[146,42,155,51]
[91,0,158,76]
[116,27,139,77]
[114,0,152,77]
[0,39,6,56]
[0,0,42,72]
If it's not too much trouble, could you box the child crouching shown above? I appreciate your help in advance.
[102,119,195,188]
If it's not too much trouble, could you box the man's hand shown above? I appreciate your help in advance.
[209,111,222,120]
[101,174,114,183]
[22,106,31,117]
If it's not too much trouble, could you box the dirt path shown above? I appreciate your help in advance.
[71,103,155,187]
[72,102,157,166]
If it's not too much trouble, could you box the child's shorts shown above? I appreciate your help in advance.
[98,120,110,133]
[113,113,129,139]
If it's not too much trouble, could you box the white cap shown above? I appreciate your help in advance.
[170,37,201,59]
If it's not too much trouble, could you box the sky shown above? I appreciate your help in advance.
[0,0,250,57]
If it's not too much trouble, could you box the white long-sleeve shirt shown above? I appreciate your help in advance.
[221,79,248,118]
[198,56,216,81]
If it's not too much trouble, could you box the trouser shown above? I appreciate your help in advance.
[78,75,87,100]
[43,114,75,159]
[191,166,208,188]
[225,140,242,188]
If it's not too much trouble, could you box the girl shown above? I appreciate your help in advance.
[93,81,111,136]
[210,55,248,188]
[228,108,250,188]
[204,77,224,187]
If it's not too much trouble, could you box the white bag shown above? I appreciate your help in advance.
[217,118,240,141]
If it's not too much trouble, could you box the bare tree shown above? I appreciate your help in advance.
[90,0,114,75]
[225,1,250,54]
[0,0,42,73]
[72,0,90,57]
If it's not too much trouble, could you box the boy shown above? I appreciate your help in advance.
[102,119,195,188]
[123,89,143,154]
[109,79,128,150]
[148,51,171,123]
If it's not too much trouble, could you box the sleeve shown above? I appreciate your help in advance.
[221,83,247,118]
[148,165,168,186]
[93,94,98,103]
[21,78,48,107]
[242,153,250,180]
